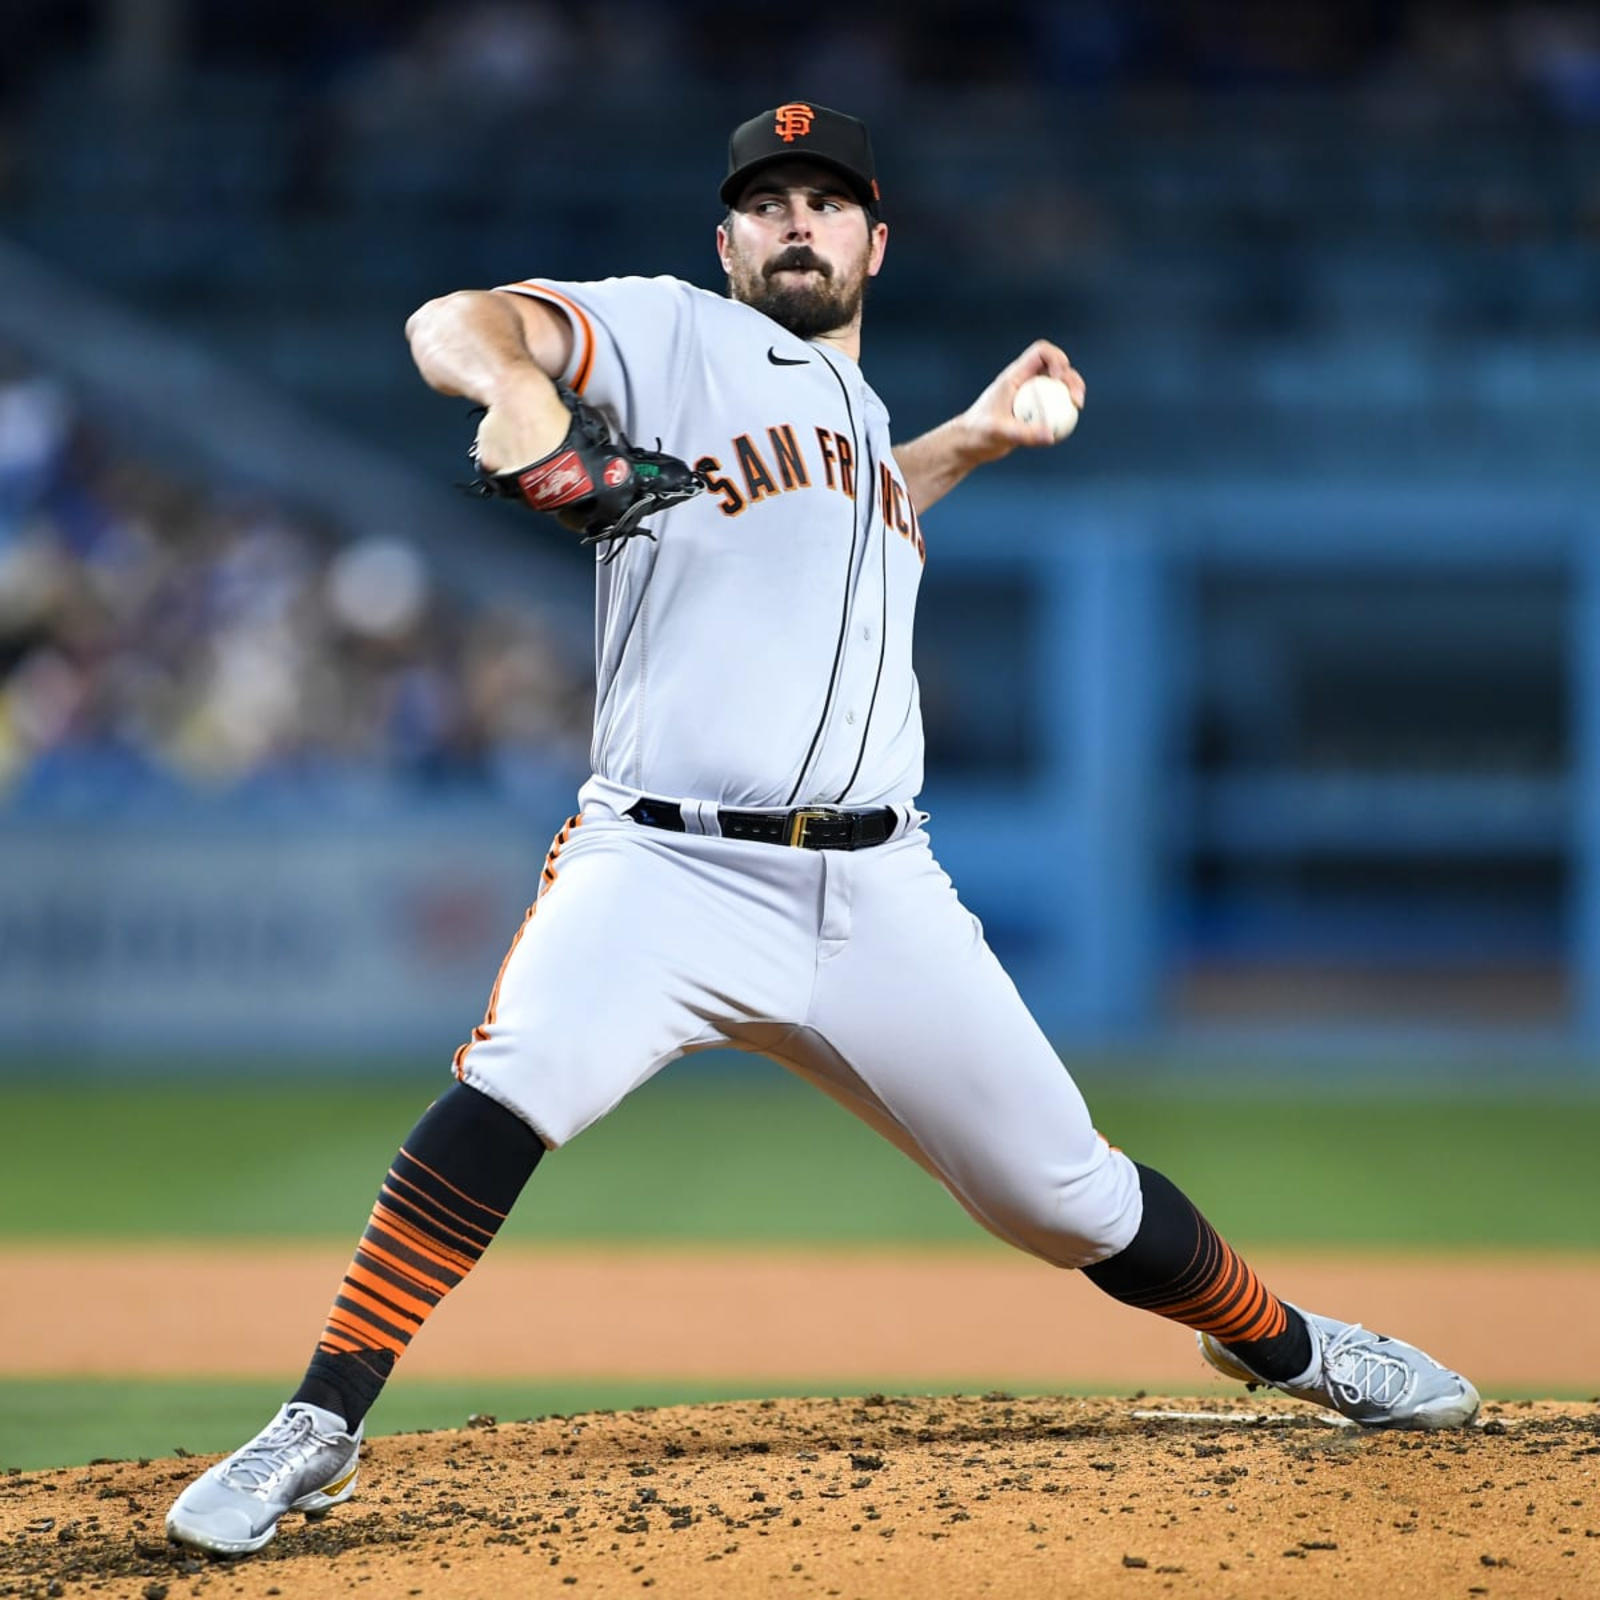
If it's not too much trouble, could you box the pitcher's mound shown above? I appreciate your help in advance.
[3,1393,1596,1598]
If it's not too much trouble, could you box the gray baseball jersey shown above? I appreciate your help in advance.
[499,275,928,810]
[458,272,1142,1273]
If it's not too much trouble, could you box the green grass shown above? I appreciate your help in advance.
[2,1066,1597,1250]
[0,1378,827,1473]
[0,1376,1120,1472]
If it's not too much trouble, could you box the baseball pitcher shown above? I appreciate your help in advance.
[166,101,1478,1557]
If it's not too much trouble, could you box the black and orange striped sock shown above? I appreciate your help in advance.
[290,1082,544,1429]
[1083,1163,1312,1382]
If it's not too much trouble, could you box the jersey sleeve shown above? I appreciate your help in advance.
[493,274,694,439]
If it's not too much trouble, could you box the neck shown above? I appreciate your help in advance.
[809,311,864,362]
[812,329,861,361]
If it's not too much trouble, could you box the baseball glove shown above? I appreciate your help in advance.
[469,385,706,559]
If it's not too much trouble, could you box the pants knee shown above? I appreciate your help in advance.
[966,1145,1144,1269]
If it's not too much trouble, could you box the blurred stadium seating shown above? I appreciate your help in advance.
[0,347,591,814]
[3,1,1600,1054]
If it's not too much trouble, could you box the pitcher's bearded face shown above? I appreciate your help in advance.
[718,166,885,341]
[724,233,875,339]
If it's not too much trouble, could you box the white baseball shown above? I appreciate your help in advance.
[1012,375,1079,441]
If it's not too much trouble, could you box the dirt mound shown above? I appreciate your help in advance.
[3,1394,1597,1599]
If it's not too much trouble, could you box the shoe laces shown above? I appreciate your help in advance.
[1321,1323,1412,1409]
[219,1408,319,1492]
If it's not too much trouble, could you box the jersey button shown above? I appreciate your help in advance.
[845,710,858,725]
[862,624,874,641]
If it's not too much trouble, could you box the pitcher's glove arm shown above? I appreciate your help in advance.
[470,385,707,558]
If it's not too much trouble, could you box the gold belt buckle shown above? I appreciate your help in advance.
[786,806,845,848]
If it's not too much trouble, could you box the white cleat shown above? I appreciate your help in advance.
[1198,1306,1480,1429]
[165,1402,363,1555]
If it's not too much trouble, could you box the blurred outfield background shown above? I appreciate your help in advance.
[3,1,1600,1467]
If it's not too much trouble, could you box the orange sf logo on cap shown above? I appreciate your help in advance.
[773,103,815,143]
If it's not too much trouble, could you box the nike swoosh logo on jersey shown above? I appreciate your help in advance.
[767,348,809,366]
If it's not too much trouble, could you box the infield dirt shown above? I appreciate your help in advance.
[3,1395,1598,1599]
[1,1243,1595,1390]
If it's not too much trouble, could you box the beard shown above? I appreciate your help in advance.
[727,242,872,339]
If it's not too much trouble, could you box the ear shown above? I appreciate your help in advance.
[715,221,732,276]
[866,220,889,279]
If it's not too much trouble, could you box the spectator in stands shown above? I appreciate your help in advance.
[0,355,591,812]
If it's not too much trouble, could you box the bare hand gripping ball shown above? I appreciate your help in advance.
[1012,375,1080,441]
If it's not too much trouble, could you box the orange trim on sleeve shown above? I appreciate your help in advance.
[499,282,597,395]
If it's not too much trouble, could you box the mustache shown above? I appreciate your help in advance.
[766,247,831,279]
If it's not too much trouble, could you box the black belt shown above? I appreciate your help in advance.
[626,798,897,851]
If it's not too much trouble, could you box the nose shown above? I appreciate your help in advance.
[781,198,813,239]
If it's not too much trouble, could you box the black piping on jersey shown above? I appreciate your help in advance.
[833,466,891,804]
[784,347,866,808]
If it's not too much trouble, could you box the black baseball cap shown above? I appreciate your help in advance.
[720,102,881,217]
